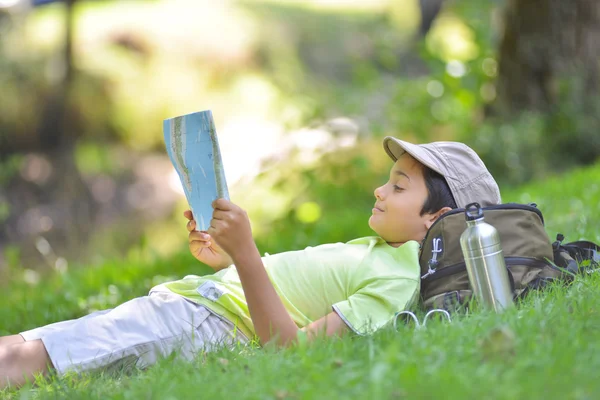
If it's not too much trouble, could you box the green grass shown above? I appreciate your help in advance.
[2,161,600,399]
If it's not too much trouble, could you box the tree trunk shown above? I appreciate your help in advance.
[0,0,97,271]
[418,0,445,36]
[38,0,76,150]
[495,0,600,114]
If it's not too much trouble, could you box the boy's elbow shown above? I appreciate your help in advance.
[260,329,305,349]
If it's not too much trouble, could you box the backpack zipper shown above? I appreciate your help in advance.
[422,203,544,241]
[422,257,551,283]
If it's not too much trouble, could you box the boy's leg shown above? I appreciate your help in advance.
[3,292,247,389]
[0,340,52,390]
[0,335,25,347]
[17,293,246,377]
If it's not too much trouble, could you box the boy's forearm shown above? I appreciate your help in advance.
[231,245,299,347]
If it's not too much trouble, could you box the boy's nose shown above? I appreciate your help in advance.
[374,185,385,200]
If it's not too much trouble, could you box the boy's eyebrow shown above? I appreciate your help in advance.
[394,170,411,181]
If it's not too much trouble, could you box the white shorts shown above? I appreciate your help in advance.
[20,290,249,375]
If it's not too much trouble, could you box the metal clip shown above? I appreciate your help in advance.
[423,309,452,325]
[393,311,421,331]
[392,309,452,331]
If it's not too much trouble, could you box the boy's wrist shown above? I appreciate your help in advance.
[230,241,261,267]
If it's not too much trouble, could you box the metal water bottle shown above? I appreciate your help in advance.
[460,203,514,312]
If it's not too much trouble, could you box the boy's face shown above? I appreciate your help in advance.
[368,154,446,246]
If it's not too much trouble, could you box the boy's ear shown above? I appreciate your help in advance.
[424,207,453,229]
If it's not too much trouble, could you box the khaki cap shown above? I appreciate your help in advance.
[383,136,501,208]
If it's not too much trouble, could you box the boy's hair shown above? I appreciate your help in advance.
[420,166,457,216]
[384,137,501,207]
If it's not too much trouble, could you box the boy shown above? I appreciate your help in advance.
[0,136,501,389]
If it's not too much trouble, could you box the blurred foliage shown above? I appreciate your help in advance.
[0,13,116,155]
[418,1,600,185]
[0,0,599,265]
[249,141,385,252]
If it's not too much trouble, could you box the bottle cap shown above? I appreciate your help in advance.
[465,202,483,221]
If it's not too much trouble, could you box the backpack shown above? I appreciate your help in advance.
[418,203,600,312]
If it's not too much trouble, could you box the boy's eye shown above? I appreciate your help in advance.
[393,185,404,192]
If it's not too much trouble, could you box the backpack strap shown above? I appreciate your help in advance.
[514,274,556,301]
[552,233,600,273]
[564,240,600,264]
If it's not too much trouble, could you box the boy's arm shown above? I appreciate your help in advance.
[234,250,349,345]
[233,249,303,346]
[300,311,350,339]
[207,199,349,347]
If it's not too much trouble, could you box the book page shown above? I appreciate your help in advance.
[163,110,229,231]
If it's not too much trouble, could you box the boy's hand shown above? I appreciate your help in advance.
[184,210,233,271]
[207,198,258,262]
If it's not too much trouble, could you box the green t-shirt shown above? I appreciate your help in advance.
[157,237,420,338]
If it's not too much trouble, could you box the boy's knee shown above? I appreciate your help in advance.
[0,334,25,348]
[0,343,26,367]
[0,341,52,390]
[0,340,52,371]
[0,345,15,362]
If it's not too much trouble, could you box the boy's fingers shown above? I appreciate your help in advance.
[212,198,233,211]
[207,225,217,238]
[189,231,210,242]
[190,240,211,248]
[211,210,230,221]
[186,219,196,232]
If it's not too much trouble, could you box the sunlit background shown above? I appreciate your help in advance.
[1,0,599,278]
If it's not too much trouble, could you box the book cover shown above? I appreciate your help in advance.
[163,110,229,231]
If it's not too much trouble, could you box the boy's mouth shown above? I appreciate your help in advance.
[373,204,384,212]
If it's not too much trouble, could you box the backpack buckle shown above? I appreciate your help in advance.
[421,237,443,279]
[552,233,565,251]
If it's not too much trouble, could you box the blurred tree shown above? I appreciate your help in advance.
[0,0,99,269]
[38,0,75,151]
[418,0,445,36]
[492,0,600,167]
[495,0,600,113]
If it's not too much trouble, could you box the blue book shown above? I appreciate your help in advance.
[163,110,229,231]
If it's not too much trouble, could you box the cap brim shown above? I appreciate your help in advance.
[383,136,445,177]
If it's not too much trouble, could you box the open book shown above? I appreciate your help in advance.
[163,110,229,231]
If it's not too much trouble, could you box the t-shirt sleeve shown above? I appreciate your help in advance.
[332,278,419,335]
